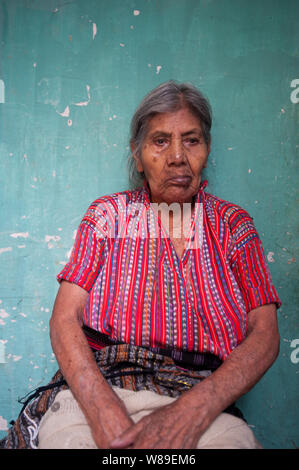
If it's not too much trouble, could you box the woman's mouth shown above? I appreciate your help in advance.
[166,175,192,186]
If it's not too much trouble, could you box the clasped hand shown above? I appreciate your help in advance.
[109,399,205,449]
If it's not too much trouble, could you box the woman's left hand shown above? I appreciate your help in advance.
[110,396,209,449]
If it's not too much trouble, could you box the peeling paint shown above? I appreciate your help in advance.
[10,232,29,239]
[13,355,22,362]
[0,247,12,255]
[45,235,61,243]
[57,106,70,117]
[0,416,8,431]
[92,23,97,40]
[0,309,9,319]
[45,235,61,249]
[267,251,275,263]
[0,79,5,103]
[74,85,91,107]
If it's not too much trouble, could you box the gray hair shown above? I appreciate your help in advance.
[128,80,212,188]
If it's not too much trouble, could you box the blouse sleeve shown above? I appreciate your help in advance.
[57,202,107,292]
[228,208,281,312]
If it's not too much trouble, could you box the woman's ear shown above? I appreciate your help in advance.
[130,142,144,173]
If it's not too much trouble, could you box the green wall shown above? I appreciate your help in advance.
[0,0,298,449]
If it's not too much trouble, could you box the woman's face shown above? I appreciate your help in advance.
[133,107,210,205]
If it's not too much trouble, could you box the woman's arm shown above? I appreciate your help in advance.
[111,303,280,449]
[179,302,280,430]
[49,280,134,448]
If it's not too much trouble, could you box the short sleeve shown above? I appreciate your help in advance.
[231,236,281,312]
[57,202,107,292]
[226,205,281,312]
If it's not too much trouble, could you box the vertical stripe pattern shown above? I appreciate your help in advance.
[57,182,281,361]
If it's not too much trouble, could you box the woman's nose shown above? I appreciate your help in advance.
[166,139,186,165]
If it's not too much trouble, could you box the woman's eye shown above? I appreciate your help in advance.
[155,138,167,146]
[186,138,199,145]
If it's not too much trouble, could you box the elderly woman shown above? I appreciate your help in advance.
[1,81,280,449]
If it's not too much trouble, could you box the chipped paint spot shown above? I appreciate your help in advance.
[74,85,91,107]
[67,119,72,127]
[0,416,8,431]
[13,355,22,362]
[57,105,70,117]
[133,10,140,16]
[17,245,26,249]
[0,247,12,255]
[92,23,97,40]
[248,168,252,173]
[0,309,9,319]
[45,235,61,249]
[0,79,5,103]
[156,65,162,74]
[10,232,29,239]
[267,251,275,263]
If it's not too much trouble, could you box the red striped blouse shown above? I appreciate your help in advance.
[57,181,281,361]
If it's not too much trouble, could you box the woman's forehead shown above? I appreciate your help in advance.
[146,107,203,135]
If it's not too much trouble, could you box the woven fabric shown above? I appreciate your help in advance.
[0,343,242,449]
[57,181,281,361]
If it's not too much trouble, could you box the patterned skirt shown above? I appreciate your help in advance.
[0,342,244,449]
